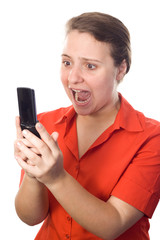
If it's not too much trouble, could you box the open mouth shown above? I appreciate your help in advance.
[71,88,91,104]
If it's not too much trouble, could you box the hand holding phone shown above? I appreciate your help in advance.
[17,87,40,138]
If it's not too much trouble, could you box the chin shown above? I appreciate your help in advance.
[73,104,94,116]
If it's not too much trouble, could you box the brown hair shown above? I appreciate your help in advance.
[65,12,131,73]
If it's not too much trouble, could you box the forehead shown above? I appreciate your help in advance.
[63,30,112,60]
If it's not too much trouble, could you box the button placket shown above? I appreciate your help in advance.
[67,216,71,222]
[65,233,70,239]
[65,214,72,239]
[75,163,80,179]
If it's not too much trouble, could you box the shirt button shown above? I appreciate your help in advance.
[67,216,71,221]
[75,165,79,170]
[65,234,70,239]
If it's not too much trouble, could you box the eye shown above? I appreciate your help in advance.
[62,60,71,67]
[87,63,96,70]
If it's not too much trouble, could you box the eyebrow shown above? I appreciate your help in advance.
[61,54,103,64]
[61,54,71,58]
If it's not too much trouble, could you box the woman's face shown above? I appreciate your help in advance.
[60,30,125,116]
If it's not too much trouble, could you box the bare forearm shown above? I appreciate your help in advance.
[15,173,49,226]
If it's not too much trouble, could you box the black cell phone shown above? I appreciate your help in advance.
[17,87,40,138]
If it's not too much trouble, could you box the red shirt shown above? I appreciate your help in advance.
[20,94,160,240]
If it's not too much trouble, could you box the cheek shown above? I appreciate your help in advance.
[92,77,115,98]
[60,69,68,86]
[60,70,71,98]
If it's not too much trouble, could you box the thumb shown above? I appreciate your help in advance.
[51,131,59,142]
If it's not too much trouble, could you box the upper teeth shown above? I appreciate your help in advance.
[72,89,81,93]
[68,86,82,93]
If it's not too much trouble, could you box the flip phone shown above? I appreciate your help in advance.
[17,87,40,138]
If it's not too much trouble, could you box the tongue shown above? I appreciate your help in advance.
[75,91,91,102]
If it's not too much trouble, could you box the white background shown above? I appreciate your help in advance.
[0,0,160,239]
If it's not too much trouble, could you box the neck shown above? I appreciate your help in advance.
[77,93,120,126]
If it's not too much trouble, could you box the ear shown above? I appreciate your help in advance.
[116,60,127,81]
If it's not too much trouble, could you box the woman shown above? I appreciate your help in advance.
[14,12,160,239]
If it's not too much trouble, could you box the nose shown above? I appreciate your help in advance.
[68,66,84,84]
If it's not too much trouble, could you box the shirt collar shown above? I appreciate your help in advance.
[115,93,144,132]
[55,93,145,132]
[54,106,75,125]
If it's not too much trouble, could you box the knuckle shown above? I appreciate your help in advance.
[30,147,40,155]
[54,149,62,160]
[45,133,52,144]
[28,151,39,162]
[29,154,35,161]
[22,139,33,148]
[39,141,46,151]
[14,141,18,151]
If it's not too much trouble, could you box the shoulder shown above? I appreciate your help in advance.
[137,110,160,136]
[37,106,73,123]
[37,106,75,135]
[119,93,160,135]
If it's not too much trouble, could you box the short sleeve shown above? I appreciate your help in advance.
[19,169,25,187]
[112,133,160,218]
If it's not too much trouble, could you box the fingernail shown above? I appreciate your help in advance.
[37,122,42,128]
[23,130,28,135]
[17,141,21,147]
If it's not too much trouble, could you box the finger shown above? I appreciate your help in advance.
[15,140,40,156]
[15,116,23,139]
[26,159,36,166]
[15,155,36,177]
[51,132,59,142]
[30,147,41,155]
[21,123,58,158]
[19,136,41,154]
[36,125,61,161]
[35,123,58,151]
[20,128,50,158]
[14,140,28,160]
[16,140,40,163]
[21,138,36,148]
